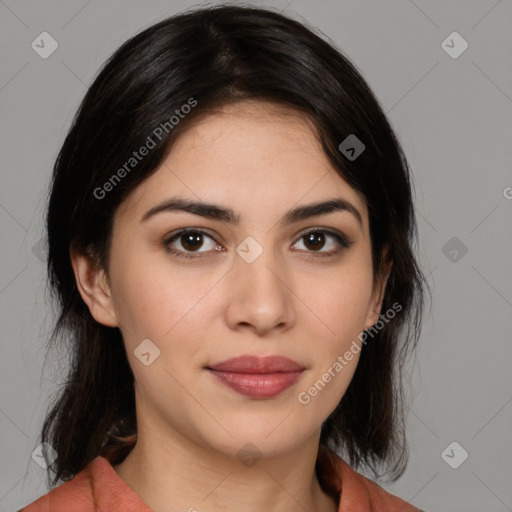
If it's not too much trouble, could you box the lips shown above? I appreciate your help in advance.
[206,355,305,399]
[208,355,304,373]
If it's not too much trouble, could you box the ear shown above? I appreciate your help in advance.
[69,243,119,328]
[364,248,393,330]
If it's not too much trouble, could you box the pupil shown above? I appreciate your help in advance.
[305,232,324,251]
[182,233,202,251]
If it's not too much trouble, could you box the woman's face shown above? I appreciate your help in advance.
[73,101,389,459]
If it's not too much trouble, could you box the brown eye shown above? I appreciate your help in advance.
[292,229,352,256]
[179,232,204,252]
[303,232,327,251]
[162,229,221,259]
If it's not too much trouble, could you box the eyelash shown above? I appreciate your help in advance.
[161,227,354,260]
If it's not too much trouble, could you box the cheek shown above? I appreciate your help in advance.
[319,265,374,334]
[301,258,373,403]
[107,247,169,341]
[109,251,217,350]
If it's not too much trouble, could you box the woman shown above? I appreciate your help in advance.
[20,4,428,511]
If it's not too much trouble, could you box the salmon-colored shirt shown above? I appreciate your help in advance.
[19,444,424,511]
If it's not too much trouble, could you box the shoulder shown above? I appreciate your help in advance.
[17,462,97,512]
[318,447,425,512]
[18,456,152,512]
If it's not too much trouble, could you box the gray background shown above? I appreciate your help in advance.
[1,0,511,511]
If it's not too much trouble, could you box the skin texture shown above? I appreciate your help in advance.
[70,100,391,512]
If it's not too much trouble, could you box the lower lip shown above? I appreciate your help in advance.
[207,370,303,399]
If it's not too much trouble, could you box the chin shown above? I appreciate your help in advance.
[191,415,318,461]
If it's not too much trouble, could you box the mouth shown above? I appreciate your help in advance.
[205,355,305,399]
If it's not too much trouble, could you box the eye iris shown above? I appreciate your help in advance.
[304,232,325,251]
[181,232,203,251]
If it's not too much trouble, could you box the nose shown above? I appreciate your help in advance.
[223,242,295,336]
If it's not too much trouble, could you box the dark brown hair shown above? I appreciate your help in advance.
[40,3,428,488]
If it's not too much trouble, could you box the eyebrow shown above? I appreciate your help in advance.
[141,196,363,228]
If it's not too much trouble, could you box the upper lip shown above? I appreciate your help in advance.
[207,355,304,374]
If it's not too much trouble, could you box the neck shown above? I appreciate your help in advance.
[113,423,338,512]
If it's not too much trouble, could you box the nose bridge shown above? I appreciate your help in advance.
[235,234,288,296]
[226,234,293,332]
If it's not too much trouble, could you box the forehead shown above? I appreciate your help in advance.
[165,100,327,170]
[115,100,367,226]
